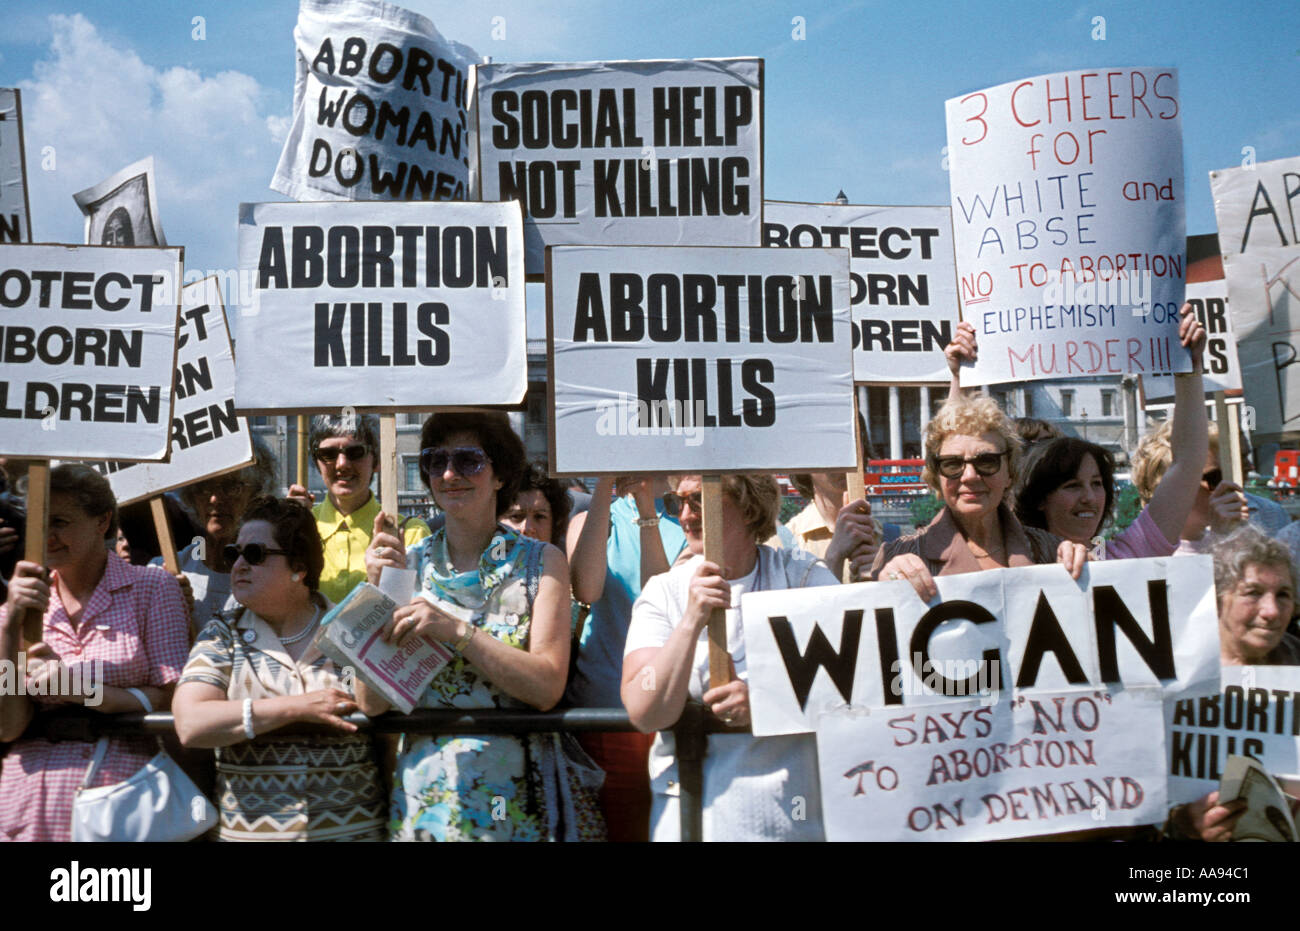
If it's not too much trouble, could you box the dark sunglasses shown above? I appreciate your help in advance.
[1202,468,1223,488]
[932,451,1007,479]
[663,491,703,514]
[223,543,289,566]
[420,446,490,478]
[313,442,369,463]
[194,476,252,497]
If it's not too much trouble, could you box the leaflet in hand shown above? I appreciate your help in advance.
[314,582,456,714]
[1219,754,1298,842]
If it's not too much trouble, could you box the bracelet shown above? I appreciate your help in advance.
[634,516,660,528]
[453,623,477,652]
[242,698,256,740]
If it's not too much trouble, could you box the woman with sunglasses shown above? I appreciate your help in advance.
[172,495,386,841]
[288,412,431,605]
[870,394,1089,600]
[354,412,583,841]
[1007,305,1212,557]
[0,465,191,841]
[622,473,837,841]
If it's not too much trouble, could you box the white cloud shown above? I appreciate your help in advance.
[18,13,285,276]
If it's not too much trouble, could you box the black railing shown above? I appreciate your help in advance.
[26,705,746,842]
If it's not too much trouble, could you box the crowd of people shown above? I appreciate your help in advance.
[0,303,1297,842]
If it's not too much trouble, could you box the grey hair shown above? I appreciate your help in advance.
[1213,525,1298,607]
[308,411,380,453]
[179,433,280,516]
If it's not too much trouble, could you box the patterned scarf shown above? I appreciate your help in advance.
[422,525,526,612]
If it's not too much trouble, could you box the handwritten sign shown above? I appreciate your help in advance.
[945,68,1186,385]
[1141,280,1241,402]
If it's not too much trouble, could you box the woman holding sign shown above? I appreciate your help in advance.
[0,465,190,842]
[356,412,588,842]
[621,473,837,841]
[870,395,1089,597]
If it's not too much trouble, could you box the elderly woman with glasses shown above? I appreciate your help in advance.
[871,394,1088,599]
[355,412,586,841]
[622,473,838,841]
[172,495,386,841]
[288,412,431,605]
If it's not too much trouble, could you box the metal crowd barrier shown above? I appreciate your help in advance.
[27,704,746,842]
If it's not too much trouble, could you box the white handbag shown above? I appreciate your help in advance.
[70,689,217,843]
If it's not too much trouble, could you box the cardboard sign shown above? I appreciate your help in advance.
[0,244,183,460]
[945,68,1187,385]
[270,0,479,203]
[0,89,31,244]
[73,157,167,247]
[1210,154,1300,440]
[764,202,958,383]
[546,244,856,475]
[80,278,254,505]
[817,687,1169,841]
[743,557,1220,737]
[1166,665,1300,805]
[1141,280,1242,402]
[235,200,526,413]
[477,59,763,277]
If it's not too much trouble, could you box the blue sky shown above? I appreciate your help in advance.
[2,0,1296,334]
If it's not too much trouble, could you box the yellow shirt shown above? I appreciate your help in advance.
[313,494,431,605]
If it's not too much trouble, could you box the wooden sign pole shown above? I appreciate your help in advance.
[847,393,866,502]
[149,496,180,575]
[296,414,310,489]
[379,413,399,521]
[19,461,50,645]
[701,474,730,690]
[1213,392,1243,486]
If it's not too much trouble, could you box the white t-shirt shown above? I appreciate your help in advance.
[625,546,838,842]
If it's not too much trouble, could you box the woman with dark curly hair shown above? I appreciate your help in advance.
[172,495,385,841]
[356,412,585,841]
[502,461,572,547]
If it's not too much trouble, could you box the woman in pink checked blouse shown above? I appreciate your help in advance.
[0,465,190,842]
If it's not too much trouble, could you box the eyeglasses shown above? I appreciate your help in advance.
[932,452,1007,479]
[222,543,289,566]
[313,442,369,463]
[194,476,252,498]
[420,446,491,478]
[1202,468,1223,488]
[663,491,703,514]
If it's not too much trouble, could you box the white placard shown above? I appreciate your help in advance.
[0,89,31,244]
[236,200,526,413]
[945,68,1187,386]
[73,156,167,247]
[270,0,479,203]
[1210,154,1300,439]
[1166,666,1300,806]
[763,202,957,384]
[547,244,856,474]
[817,688,1169,841]
[744,557,1220,737]
[477,59,763,277]
[0,244,182,460]
[81,278,254,505]
[1141,280,1241,402]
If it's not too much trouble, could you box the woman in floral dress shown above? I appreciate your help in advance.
[358,411,590,841]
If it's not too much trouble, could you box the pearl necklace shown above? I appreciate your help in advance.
[278,605,321,645]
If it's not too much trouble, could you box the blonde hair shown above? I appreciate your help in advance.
[921,394,1022,493]
[1132,420,1219,503]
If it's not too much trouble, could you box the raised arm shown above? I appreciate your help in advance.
[946,320,978,402]
[567,477,614,605]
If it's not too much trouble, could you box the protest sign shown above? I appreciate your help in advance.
[271,0,479,203]
[816,688,1169,841]
[744,557,1220,737]
[0,88,31,243]
[945,68,1186,385]
[546,244,856,475]
[1141,280,1241,402]
[78,278,254,505]
[478,59,763,277]
[73,157,167,247]
[0,244,182,460]
[764,202,958,384]
[235,200,526,413]
[1166,665,1300,805]
[1210,154,1300,440]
